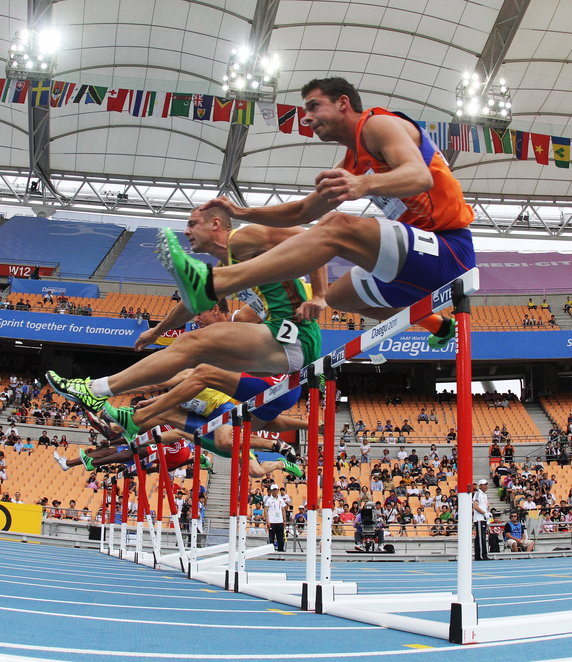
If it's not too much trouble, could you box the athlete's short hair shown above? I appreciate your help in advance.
[301,77,363,113]
[216,298,229,314]
[199,205,232,230]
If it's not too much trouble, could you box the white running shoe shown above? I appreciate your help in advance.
[53,450,69,471]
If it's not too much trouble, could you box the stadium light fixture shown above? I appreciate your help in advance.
[6,28,59,81]
[455,74,512,128]
[222,45,279,101]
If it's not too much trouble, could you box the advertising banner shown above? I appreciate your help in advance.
[8,277,100,299]
[0,310,148,348]
[0,264,54,278]
[0,502,42,535]
[321,329,572,361]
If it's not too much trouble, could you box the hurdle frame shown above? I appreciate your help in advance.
[100,266,572,643]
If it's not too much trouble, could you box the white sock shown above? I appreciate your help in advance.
[90,377,114,397]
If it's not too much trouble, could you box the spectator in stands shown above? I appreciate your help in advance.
[359,438,371,463]
[347,318,355,330]
[492,425,501,442]
[430,517,445,536]
[500,424,511,442]
[408,449,419,467]
[547,314,557,327]
[527,297,537,310]
[503,441,515,463]
[43,290,53,304]
[141,309,151,321]
[427,408,438,423]
[171,289,181,302]
[504,512,534,552]
[59,434,68,450]
[37,430,51,449]
[522,314,533,327]
[339,503,355,523]
[490,441,502,459]
[401,419,414,435]
[347,476,361,492]
[332,515,344,536]
[119,306,128,318]
[0,452,6,486]
[386,431,397,444]
[541,298,551,313]
[355,419,365,432]
[331,310,340,322]
[359,317,366,330]
[417,408,429,423]
[11,491,23,504]
[563,296,572,314]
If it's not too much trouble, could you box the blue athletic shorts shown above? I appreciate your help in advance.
[233,374,301,422]
[351,224,475,308]
[184,401,235,440]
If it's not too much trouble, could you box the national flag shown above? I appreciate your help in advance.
[552,136,570,169]
[213,96,233,122]
[531,133,550,165]
[29,80,50,106]
[0,79,13,103]
[170,93,193,117]
[277,104,296,133]
[130,90,156,117]
[73,84,107,105]
[297,107,313,137]
[449,123,471,151]
[490,127,512,154]
[511,130,529,160]
[469,126,481,153]
[233,99,254,125]
[154,92,172,118]
[50,81,75,107]
[106,88,130,112]
[192,94,213,121]
[426,121,448,151]
[256,101,277,126]
[11,80,30,104]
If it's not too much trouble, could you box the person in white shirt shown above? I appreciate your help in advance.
[397,446,408,462]
[473,479,491,560]
[263,484,287,551]
[11,491,23,504]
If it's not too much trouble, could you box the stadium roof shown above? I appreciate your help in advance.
[1,0,571,237]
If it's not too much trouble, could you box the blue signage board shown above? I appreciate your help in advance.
[0,310,148,348]
[9,277,100,299]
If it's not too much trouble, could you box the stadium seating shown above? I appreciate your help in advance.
[0,216,124,278]
[105,227,217,283]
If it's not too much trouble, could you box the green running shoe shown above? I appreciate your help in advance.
[427,317,456,349]
[79,449,95,472]
[102,403,140,442]
[45,371,108,413]
[156,228,217,315]
[278,458,303,478]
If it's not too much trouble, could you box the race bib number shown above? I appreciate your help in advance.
[411,227,439,256]
[276,319,298,344]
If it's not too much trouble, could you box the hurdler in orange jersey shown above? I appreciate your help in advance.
[182,77,476,347]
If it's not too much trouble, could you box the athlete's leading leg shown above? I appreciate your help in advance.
[47,323,290,412]
[160,212,380,305]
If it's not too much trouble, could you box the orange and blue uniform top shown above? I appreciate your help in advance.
[341,107,474,232]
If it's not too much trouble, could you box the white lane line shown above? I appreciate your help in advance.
[478,596,572,608]
[0,605,379,630]
[0,572,217,591]
[478,591,572,601]
[1,632,572,659]
[0,578,260,602]
[0,593,287,614]
[0,562,192,584]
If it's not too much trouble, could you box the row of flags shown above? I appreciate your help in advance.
[0,78,312,135]
[1,78,569,167]
[433,121,570,168]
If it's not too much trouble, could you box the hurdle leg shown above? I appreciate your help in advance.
[155,468,164,552]
[302,366,320,610]
[225,414,241,589]
[119,476,130,559]
[99,486,108,554]
[449,279,478,643]
[187,440,202,575]
[234,406,252,592]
